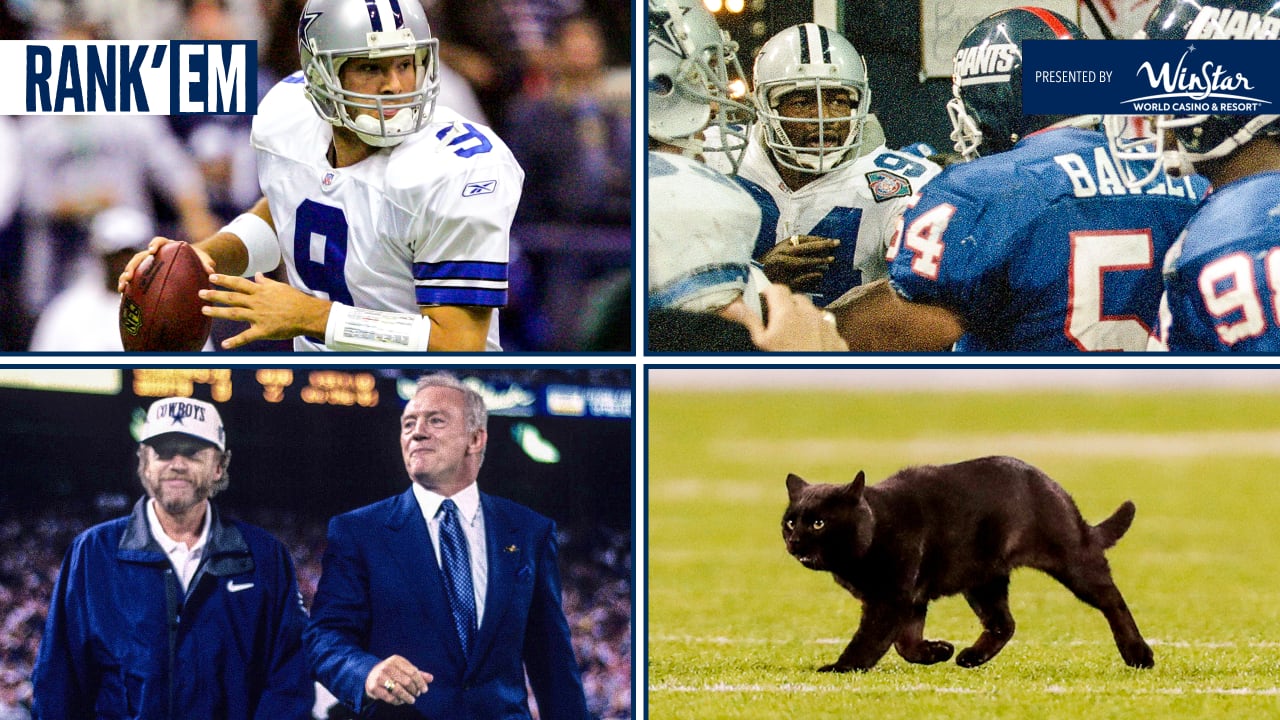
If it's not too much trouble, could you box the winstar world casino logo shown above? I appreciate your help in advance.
[1122,7,1276,111]
[1124,44,1264,109]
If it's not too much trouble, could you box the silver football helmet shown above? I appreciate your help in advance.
[297,0,440,148]
[753,23,870,174]
[647,0,754,171]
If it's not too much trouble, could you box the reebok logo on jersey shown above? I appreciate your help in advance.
[462,180,497,197]
[227,580,255,593]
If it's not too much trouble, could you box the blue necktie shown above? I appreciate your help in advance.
[437,499,476,654]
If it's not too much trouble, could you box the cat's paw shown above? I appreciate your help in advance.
[920,640,955,664]
[955,647,993,668]
[817,662,851,673]
[1122,642,1154,669]
[898,640,954,665]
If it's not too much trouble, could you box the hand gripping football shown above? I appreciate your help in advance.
[119,242,213,351]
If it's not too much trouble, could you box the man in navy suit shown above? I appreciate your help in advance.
[305,372,590,718]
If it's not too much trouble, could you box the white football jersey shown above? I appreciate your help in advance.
[252,74,523,351]
[705,121,941,305]
[648,151,762,315]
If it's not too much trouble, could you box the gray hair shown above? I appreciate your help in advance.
[413,372,489,434]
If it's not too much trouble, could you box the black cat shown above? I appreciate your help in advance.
[782,456,1154,672]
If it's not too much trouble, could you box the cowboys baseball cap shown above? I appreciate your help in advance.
[139,397,226,451]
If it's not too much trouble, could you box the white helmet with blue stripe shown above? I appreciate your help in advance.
[753,23,870,174]
[297,0,440,147]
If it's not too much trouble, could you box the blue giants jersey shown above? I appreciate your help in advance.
[1154,172,1280,351]
[888,127,1206,351]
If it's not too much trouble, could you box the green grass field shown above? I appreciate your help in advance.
[647,381,1280,719]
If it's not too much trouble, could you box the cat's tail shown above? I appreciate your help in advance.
[1093,501,1136,548]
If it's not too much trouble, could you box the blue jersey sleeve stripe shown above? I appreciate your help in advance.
[648,264,749,309]
[416,287,507,306]
[414,260,508,281]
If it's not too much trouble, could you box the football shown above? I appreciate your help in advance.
[119,242,212,351]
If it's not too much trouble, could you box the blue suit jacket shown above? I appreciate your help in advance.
[304,488,589,719]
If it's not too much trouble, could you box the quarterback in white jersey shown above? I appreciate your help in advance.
[250,75,519,351]
[730,23,941,307]
[121,0,520,352]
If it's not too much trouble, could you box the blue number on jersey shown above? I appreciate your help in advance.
[437,123,493,158]
[873,151,928,177]
[735,177,864,307]
[293,199,354,305]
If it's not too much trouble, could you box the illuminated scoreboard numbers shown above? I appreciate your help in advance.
[131,369,233,401]
[301,371,380,407]
[255,369,296,403]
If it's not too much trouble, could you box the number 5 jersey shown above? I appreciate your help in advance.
[251,73,523,351]
[888,126,1206,352]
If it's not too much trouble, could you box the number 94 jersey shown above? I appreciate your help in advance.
[252,73,523,351]
[888,127,1205,352]
[1153,173,1280,352]
[731,125,942,307]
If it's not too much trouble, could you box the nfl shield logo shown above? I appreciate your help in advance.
[866,170,911,203]
[121,298,143,337]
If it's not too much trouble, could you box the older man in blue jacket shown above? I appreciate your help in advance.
[32,396,314,719]
[305,372,590,719]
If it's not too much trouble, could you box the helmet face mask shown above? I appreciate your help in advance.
[298,0,441,148]
[949,7,1086,161]
[647,0,755,172]
[1104,0,1280,186]
[753,23,870,174]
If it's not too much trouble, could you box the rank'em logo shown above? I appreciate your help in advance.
[0,40,258,115]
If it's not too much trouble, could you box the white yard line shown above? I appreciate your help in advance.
[651,682,1280,696]
[649,636,1280,649]
[709,430,1280,462]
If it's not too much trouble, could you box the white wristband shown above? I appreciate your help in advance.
[324,302,433,351]
[220,212,280,277]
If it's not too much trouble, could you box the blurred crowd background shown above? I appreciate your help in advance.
[0,499,633,719]
[0,0,633,352]
[0,368,634,719]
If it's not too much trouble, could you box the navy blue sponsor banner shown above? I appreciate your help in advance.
[1,40,257,115]
[1022,40,1275,115]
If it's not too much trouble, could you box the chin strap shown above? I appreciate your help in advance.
[1045,114,1103,131]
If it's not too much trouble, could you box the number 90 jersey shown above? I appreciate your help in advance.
[252,73,523,351]
[1153,173,1280,352]
[888,127,1206,352]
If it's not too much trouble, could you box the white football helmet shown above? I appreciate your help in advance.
[647,0,754,171]
[753,23,870,174]
[298,0,440,148]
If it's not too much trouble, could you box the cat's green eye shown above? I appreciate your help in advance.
[812,519,825,530]
[785,519,795,530]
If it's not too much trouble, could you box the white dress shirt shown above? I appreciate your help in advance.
[411,482,489,624]
[146,499,211,594]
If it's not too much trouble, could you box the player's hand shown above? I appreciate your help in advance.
[723,282,848,352]
[364,655,433,706]
[760,235,839,292]
[199,273,331,349]
[117,237,216,293]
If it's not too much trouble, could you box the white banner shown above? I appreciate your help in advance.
[0,40,257,115]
